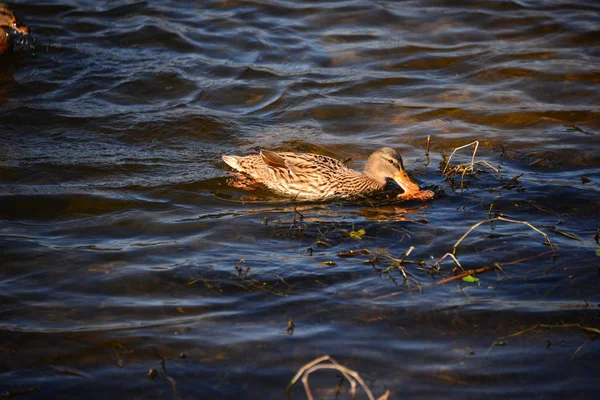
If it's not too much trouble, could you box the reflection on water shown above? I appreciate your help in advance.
[1,0,599,398]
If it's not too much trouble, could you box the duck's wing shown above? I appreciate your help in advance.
[260,150,289,169]
[261,151,349,174]
[260,150,303,177]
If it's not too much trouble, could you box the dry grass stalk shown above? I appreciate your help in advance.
[286,355,390,400]
[452,216,556,255]
[443,141,477,173]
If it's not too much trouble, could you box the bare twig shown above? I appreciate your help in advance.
[499,173,524,190]
[431,252,464,272]
[453,216,556,255]
[381,247,423,287]
[433,265,498,286]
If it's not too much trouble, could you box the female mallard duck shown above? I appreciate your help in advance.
[0,3,32,55]
[222,147,434,201]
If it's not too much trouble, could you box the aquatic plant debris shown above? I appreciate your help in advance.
[372,248,555,300]
[441,140,501,191]
[286,355,389,400]
[462,275,479,283]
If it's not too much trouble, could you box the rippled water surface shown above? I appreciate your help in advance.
[1,0,599,398]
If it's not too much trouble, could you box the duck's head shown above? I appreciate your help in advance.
[0,3,33,55]
[364,147,421,193]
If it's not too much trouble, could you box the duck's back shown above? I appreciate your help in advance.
[222,151,369,200]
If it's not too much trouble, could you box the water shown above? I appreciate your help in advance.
[1,0,599,399]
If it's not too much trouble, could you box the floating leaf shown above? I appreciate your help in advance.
[596,248,600,256]
[322,261,337,266]
[349,229,366,240]
[462,275,479,283]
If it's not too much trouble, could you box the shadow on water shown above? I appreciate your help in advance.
[1,0,600,399]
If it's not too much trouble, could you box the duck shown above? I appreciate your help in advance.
[222,147,434,201]
[0,3,32,55]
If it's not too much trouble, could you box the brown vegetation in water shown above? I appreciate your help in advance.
[281,138,590,398]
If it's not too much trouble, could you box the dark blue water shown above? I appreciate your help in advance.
[1,1,599,399]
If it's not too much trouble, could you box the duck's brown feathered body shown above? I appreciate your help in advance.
[222,147,428,201]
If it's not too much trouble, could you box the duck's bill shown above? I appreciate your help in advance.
[393,171,434,201]
[392,170,421,194]
[398,189,435,201]
[9,28,35,52]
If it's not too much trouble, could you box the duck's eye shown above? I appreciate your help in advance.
[387,159,394,165]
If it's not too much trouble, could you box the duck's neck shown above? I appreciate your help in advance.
[344,170,385,192]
